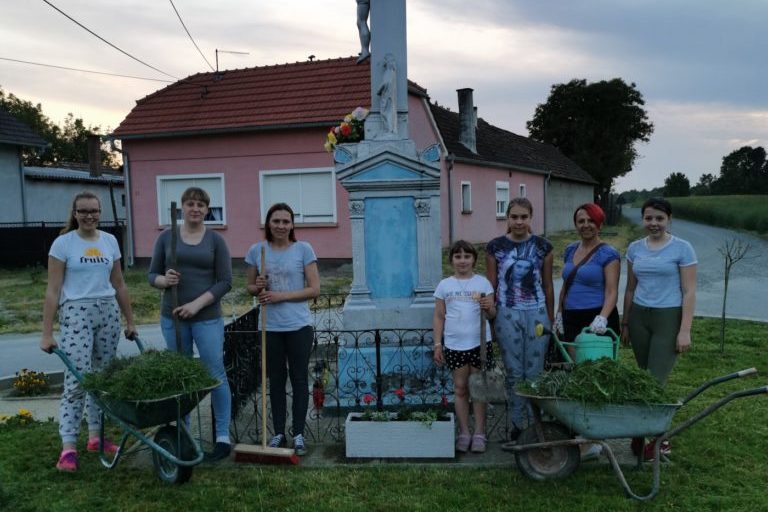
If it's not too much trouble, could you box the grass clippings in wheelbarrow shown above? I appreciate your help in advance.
[83,350,217,401]
[520,358,676,406]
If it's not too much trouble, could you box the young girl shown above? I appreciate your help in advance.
[433,240,496,453]
[486,198,554,440]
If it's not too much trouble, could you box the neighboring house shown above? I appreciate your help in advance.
[0,108,47,223]
[113,57,594,264]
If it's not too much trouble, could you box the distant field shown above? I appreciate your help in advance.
[666,195,768,235]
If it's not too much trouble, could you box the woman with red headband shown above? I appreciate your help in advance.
[554,203,621,354]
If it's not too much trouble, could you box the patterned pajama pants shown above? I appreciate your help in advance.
[494,306,551,429]
[58,298,121,444]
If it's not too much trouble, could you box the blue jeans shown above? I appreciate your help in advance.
[494,306,550,429]
[160,316,231,441]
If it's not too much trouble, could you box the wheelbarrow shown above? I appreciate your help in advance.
[507,367,766,501]
[52,337,216,484]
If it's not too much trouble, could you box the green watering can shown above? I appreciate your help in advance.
[557,327,620,364]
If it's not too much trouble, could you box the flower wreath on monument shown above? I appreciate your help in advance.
[324,107,369,152]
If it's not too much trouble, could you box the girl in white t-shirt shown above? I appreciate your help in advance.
[433,240,496,453]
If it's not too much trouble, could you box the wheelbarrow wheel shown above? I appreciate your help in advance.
[515,422,580,481]
[152,425,194,485]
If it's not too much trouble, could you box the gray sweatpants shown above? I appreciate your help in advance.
[627,304,682,386]
[494,306,551,429]
[58,298,121,444]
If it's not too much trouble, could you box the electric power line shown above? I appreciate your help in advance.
[168,0,214,72]
[41,0,179,80]
[0,57,173,83]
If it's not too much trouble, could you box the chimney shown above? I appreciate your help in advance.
[87,134,102,177]
[457,88,476,153]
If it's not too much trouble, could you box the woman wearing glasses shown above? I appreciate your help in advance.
[40,190,137,472]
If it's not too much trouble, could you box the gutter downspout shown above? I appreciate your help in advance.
[18,148,27,223]
[446,154,455,246]
[110,140,134,267]
[543,170,552,237]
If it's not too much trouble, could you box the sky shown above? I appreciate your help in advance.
[1,0,766,192]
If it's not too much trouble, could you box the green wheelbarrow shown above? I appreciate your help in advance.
[52,337,215,484]
[508,367,767,501]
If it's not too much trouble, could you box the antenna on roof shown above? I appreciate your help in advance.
[215,49,249,72]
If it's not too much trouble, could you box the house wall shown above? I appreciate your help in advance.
[545,179,594,234]
[124,127,350,260]
[23,181,125,223]
[0,144,23,223]
[441,161,546,247]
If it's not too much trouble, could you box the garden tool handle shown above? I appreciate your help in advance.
[260,245,268,449]
[479,293,487,367]
[682,367,759,405]
[170,201,182,353]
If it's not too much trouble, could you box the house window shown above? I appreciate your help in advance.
[156,174,225,226]
[495,181,509,218]
[461,181,472,213]
[260,168,336,224]
[519,184,527,197]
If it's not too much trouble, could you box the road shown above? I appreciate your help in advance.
[621,207,768,322]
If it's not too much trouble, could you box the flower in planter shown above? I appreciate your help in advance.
[324,107,369,152]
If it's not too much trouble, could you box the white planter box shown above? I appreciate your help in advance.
[345,412,455,458]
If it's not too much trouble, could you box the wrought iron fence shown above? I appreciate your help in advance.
[223,294,512,445]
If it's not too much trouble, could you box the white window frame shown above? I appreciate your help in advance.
[259,167,337,225]
[495,181,510,218]
[519,183,527,198]
[156,173,226,226]
[460,180,472,213]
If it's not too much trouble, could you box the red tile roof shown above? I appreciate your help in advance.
[115,57,424,138]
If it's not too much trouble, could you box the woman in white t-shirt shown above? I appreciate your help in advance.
[40,191,137,472]
[433,240,496,454]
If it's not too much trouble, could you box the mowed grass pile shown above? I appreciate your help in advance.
[522,358,674,405]
[82,350,217,401]
[1,317,766,512]
[667,195,768,234]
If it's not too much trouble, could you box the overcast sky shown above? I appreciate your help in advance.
[2,0,766,191]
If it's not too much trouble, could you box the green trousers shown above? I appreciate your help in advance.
[627,304,682,386]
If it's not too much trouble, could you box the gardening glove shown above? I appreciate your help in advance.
[553,311,564,335]
[588,315,608,334]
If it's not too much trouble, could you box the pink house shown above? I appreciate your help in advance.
[113,57,594,264]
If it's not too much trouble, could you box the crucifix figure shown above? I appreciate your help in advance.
[356,0,370,63]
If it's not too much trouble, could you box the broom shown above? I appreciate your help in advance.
[234,245,299,465]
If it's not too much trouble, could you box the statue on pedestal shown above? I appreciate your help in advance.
[356,0,370,63]
[376,53,397,138]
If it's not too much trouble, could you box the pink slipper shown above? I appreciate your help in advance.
[470,434,487,453]
[455,433,471,453]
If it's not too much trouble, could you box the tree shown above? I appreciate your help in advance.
[527,78,654,204]
[691,173,715,195]
[715,146,768,195]
[717,238,753,352]
[663,172,690,197]
[0,86,119,168]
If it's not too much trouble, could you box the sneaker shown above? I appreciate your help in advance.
[293,434,307,456]
[660,439,672,455]
[205,442,232,462]
[87,437,119,455]
[581,443,603,461]
[455,433,471,453]
[470,434,487,453]
[643,438,671,461]
[268,433,286,448]
[56,450,78,472]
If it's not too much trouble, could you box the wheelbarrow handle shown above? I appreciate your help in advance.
[682,367,759,405]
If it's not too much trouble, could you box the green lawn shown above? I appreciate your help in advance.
[2,317,766,511]
[665,195,768,235]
